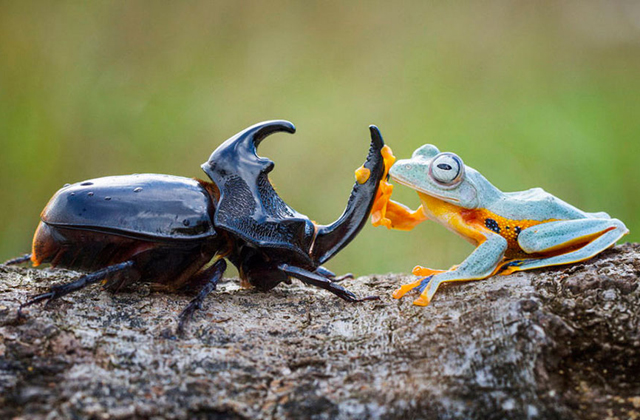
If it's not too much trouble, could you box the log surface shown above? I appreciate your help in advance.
[1,244,639,419]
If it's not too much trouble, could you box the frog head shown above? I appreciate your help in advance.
[389,144,499,209]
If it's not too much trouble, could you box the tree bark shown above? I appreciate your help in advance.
[1,244,639,419]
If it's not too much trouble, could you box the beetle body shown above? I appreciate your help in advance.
[10,120,387,328]
[31,174,224,292]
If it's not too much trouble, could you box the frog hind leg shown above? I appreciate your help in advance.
[406,233,508,306]
[499,218,628,275]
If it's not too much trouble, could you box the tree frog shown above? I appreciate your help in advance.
[372,144,629,306]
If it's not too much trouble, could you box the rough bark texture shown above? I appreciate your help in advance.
[1,244,639,419]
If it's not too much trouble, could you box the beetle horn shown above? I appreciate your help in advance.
[210,120,295,159]
[202,120,296,181]
[239,119,296,150]
[310,125,386,265]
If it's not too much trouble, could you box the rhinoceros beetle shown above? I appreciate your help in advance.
[6,120,386,328]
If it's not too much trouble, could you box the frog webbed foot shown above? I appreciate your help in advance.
[393,274,440,306]
[392,275,434,300]
[413,277,440,306]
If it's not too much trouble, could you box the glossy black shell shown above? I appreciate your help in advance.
[41,174,217,240]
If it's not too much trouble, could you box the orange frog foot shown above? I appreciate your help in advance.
[498,267,518,276]
[413,294,431,306]
[392,278,424,299]
[412,265,445,277]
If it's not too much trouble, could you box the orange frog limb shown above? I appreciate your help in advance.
[392,277,426,299]
[370,145,428,230]
[377,201,428,231]
[369,145,395,228]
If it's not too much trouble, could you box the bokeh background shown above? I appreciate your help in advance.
[1,1,639,277]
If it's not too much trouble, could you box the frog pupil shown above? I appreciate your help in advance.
[437,163,452,170]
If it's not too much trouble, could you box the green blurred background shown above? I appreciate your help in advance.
[1,1,638,277]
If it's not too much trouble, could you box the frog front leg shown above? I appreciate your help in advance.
[394,231,508,306]
[369,144,428,231]
[373,200,428,230]
[498,218,628,275]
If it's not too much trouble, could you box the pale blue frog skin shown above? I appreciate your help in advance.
[374,144,629,306]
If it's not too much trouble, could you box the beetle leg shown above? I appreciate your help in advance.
[19,261,135,311]
[314,266,336,277]
[328,273,354,283]
[4,253,32,266]
[278,264,378,302]
[177,259,227,333]
[314,266,354,283]
[311,126,386,265]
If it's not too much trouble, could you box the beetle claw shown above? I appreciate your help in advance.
[19,261,135,315]
[20,291,56,310]
[341,290,359,302]
[279,264,377,303]
[177,303,198,335]
[176,259,226,335]
[340,292,380,303]
[354,295,380,302]
[331,273,354,283]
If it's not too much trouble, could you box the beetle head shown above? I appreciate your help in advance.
[201,120,316,263]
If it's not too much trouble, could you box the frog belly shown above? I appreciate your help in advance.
[417,192,555,258]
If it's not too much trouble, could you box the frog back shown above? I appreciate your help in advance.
[490,188,603,222]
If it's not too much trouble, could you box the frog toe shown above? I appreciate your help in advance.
[412,265,445,277]
[392,281,419,299]
[413,276,442,306]
[413,294,431,306]
[498,267,517,276]
[393,275,434,300]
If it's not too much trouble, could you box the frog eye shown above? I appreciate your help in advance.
[429,153,464,187]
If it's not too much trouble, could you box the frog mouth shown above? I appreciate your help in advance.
[390,174,460,203]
